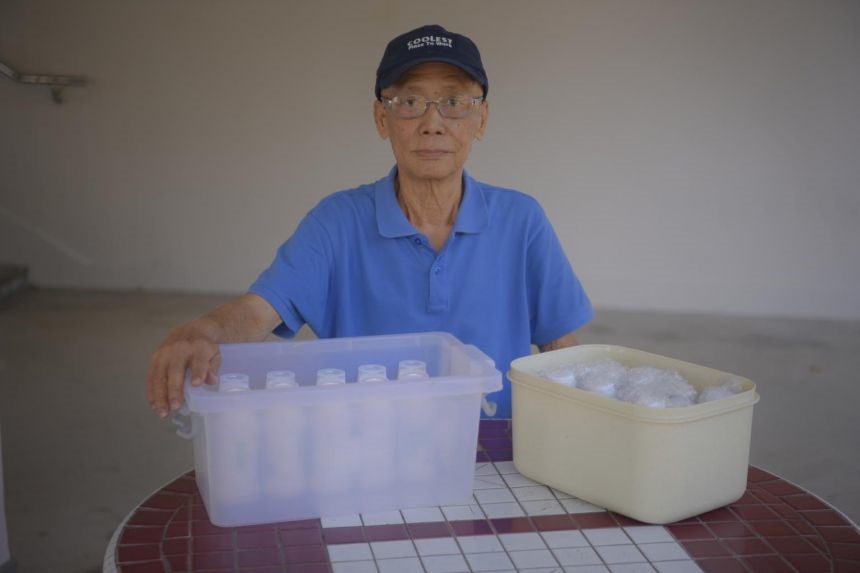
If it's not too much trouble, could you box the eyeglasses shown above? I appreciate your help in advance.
[381,94,484,119]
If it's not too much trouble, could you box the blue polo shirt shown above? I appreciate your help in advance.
[249,166,593,418]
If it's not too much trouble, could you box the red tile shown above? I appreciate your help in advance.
[758,480,804,496]
[120,527,164,544]
[281,528,323,546]
[818,527,860,544]
[573,512,617,529]
[609,512,648,526]
[696,557,748,572]
[193,520,232,536]
[283,544,327,564]
[236,523,277,533]
[801,510,850,527]
[236,568,282,573]
[699,508,738,522]
[238,548,281,567]
[490,517,535,534]
[751,490,782,505]
[164,476,197,494]
[789,520,816,535]
[279,519,321,530]
[682,540,731,558]
[407,521,452,538]
[166,554,189,572]
[783,494,829,511]
[481,437,512,450]
[128,510,173,527]
[771,505,802,520]
[117,544,160,563]
[285,564,332,573]
[750,520,797,538]
[807,535,828,552]
[829,542,860,561]
[193,504,211,520]
[164,521,190,538]
[784,553,831,573]
[668,523,715,540]
[766,536,820,555]
[732,492,762,506]
[487,450,513,461]
[193,534,234,553]
[192,551,235,569]
[142,493,188,510]
[450,519,493,536]
[364,524,410,541]
[172,505,191,522]
[475,451,490,463]
[163,537,190,555]
[322,526,365,544]
[118,563,167,573]
[740,555,794,572]
[238,530,278,549]
[531,514,577,531]
[732,505,779,521]
[708,522,757,538]
[834,560,860,572]
[478,420,510,435]
[748,467,778,483]
[723,537,773,556]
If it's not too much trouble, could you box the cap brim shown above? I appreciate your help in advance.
[377,56,487,97]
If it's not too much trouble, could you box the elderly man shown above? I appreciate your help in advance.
[146,24,593,419]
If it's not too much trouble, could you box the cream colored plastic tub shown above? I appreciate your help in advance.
[509,345,759,524]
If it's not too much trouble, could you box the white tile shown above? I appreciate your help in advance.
[508,548,560,569]
[332,560,378,573]
[541,530,589,549]
[512,485,556,501]
[583,528,630,546]
[414,537,460,556]
[502,473,541,488]
[498,532,547,551]
[361,510,404,525]
[637,542,688,562]
[561,498,606,514]
[475,462,499,476]
[552,488,574,500]
[441,504,485,521]
[370,539,417,559]
[456,534,503,554]
[322,514,363,527]
[421,553,470,573]
[329,542,374,562]
[608,564,655,573]
[563,566,610,573]
[402,506,446,523]
[475,488,516,503]
[552,546,603,566]
[595,545,646,565]
[481,501,526,519]
[521,499,566,516]
[653,561,702,573]
[377,557,424,573]
[465,551,515,571]
[474,474,508,489]
[517,569,564,573]
[623,526,675,544]
[493,461,519,474]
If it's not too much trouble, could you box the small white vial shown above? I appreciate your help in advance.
[219,373,251,392]
[316,368,346,386]
[357,364,388,383]
[266,370,298,389]
[398,360,429,380]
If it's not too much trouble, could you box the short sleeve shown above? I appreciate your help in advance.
[248,212,332,338]
[526,206,593,345]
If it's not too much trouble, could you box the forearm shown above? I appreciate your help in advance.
[194,293,281,343]
[538,331,579,353]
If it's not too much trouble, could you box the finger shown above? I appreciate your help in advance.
[145,355,157,408]
[188,344,215,387]
[206,351,222,385]
[151,355,170,417]
[166,355,189,414]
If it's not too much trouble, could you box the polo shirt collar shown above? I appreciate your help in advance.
[375,165,489,238]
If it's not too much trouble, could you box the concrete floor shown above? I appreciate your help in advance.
[0,288,857,573]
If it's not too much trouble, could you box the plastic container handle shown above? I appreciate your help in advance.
[481,396,498,417]
[171,404,196,440]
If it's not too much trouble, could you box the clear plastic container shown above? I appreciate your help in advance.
[180,332,501,526]
[508,344,760,524]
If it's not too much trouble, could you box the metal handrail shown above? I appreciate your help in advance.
[1,58,87,103]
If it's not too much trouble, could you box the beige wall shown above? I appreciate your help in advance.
[1,0,858,319]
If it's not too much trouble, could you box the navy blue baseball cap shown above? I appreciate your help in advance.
[375,24,488,99]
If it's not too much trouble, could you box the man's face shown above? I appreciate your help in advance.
[374,62,489,185]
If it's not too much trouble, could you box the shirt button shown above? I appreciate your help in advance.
[413,238,422,245]
[433,266,442,274]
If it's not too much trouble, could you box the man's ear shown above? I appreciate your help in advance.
[373,99,389,140]
[475,99,489,140]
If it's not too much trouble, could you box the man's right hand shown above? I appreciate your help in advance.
[145,293,282,418]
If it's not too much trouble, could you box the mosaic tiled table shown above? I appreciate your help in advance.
[104,420,860,573]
